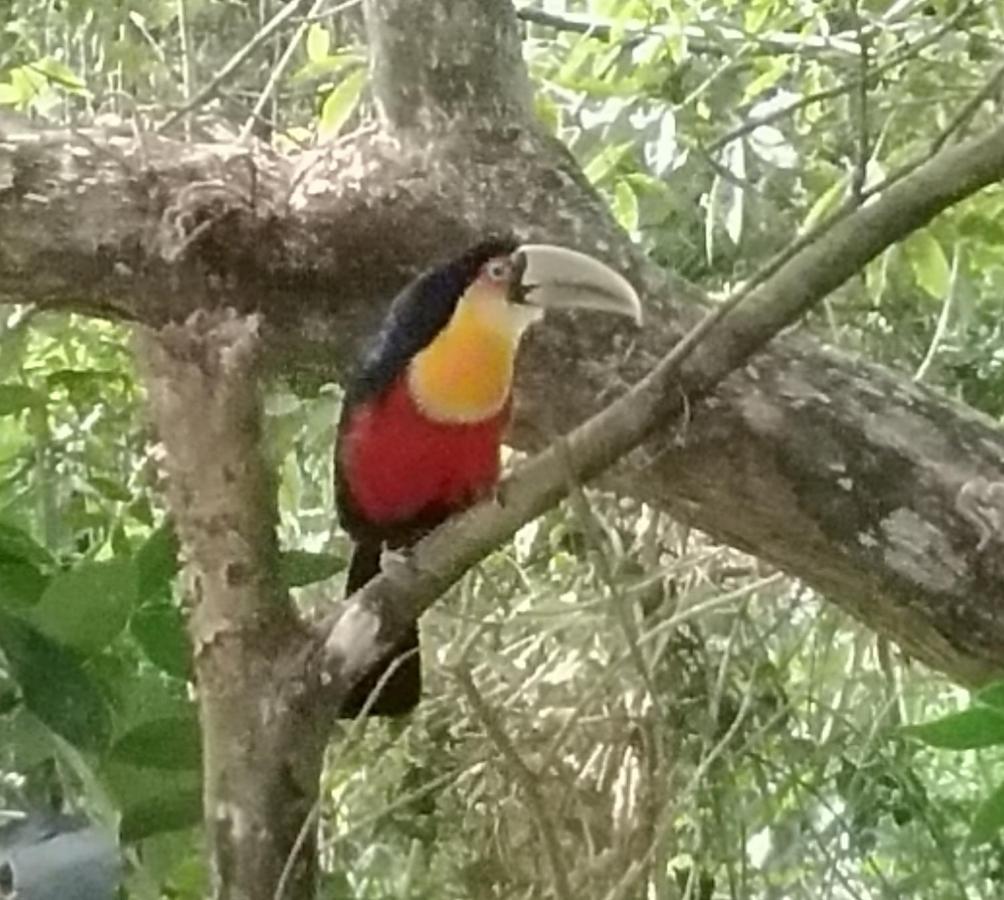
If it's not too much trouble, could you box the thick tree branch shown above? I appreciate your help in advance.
[365,0,531,129]
[314,118,1004,702]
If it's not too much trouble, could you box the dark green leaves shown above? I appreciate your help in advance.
[905,680,1004,844]
[0,612,111,750]
[28,557,136,655]
[136,522,180,601]
[903,706,1004,749]
[0,561,48,609]
[110,715,202,771]
[0,384,45,416]
[130,603,191,679]
[279,549,346,588]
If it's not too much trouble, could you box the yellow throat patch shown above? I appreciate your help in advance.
[407,281,541,424]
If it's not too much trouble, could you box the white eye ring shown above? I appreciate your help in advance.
[484,258,511,282]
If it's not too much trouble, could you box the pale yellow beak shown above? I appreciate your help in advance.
[514,244,643,325]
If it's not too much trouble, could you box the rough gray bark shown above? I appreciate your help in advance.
[138,314,323,900]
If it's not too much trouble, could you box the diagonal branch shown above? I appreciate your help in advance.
[314,117,1004,702]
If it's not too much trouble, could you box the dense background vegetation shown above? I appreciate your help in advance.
[2,0,1003,896]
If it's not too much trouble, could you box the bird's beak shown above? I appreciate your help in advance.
[512,244,643,325]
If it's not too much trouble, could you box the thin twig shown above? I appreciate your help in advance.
[851,3,871,204]
[914,246,960,382]
[273,647,419,900]
[239,0,362,143]
[455,665,574,900]
[931,55,1004,153]
[555,438,660,707]
[706,0,977,155]
[176,0,194,142]
[159,0,313,134]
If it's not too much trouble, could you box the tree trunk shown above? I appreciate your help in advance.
[138,317,324,900]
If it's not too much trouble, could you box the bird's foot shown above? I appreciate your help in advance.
[380,547,416,585]
[489,481,508,509]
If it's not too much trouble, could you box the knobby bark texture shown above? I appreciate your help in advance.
[1,0,1004,895]
[138,314,324,900]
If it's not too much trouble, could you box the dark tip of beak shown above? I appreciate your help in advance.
[508,250,532,304]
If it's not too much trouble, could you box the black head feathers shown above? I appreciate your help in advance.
[346,236,520,404]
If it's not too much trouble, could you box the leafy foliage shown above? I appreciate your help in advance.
[907,681,1004,845]
[2,0,1004,898]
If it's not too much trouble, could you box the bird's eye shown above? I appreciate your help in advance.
[483,258,511,283]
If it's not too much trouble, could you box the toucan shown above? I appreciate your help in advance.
[334,236,641,717]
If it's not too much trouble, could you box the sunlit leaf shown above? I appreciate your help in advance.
[904,707,1004,749]
[583,141,632,185]
[30,57,89,95]
[801,176,847,234]
[306,23,331,63]
[906,230,952,298]
[723,139,745,245]
[319,68,366,139]
[969,779,1004,844]
[612,179,639,233]
[291,50,365,84]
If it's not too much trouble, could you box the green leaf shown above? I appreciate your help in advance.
[120,787,204,842]
[130,603,191,679]
[906,230,951,298]
[723,150,745,246]
[30,57,88,94]
[801,176,847,234]
[87,475,132,503]
[136,521,180,601]
[583,141,633,186]
[319,67,366,139]
[0,521,52,568]
[0,83,20,105]
[110,715,201,770]
[103,761,202,842]
[0,561,48,609]
[742,58,788,103]
[904,706,1004,749]
[291,50,364,84]
[0,611,111,750]
[305,23,331,62]
[30,557,137,654]
[280,549,347,588]
[612,180,639,233]
[970,779,1004,844]
[0,383,45,416]
[976,680,1004,710]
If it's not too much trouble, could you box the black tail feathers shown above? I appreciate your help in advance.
[338,541,421,718]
